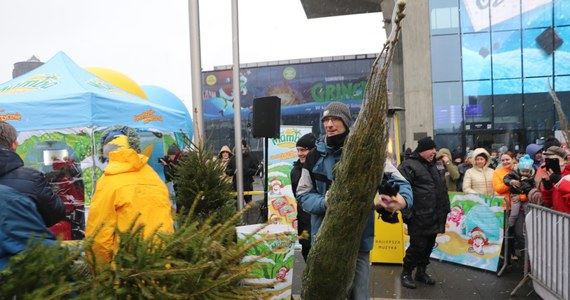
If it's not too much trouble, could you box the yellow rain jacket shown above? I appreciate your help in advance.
[85,148,174,263]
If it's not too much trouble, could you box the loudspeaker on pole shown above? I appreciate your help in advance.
[252,96,281,138]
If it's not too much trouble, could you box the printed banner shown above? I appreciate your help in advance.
[371,209,405,264]
[237,224,297,299]
[267,126,313,230]
[429,192,505,272]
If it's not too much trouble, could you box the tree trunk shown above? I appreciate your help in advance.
[301,2,407,299]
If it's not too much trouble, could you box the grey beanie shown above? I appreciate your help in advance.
[321,102,352,128]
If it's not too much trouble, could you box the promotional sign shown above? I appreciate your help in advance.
[237,224,297,299]
[429,192,505,272]
[201,60,374,120]
[267,126,312,229]
[371,210,406,264]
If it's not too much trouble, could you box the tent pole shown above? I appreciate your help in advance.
[231,0,244,211]
[188,0,205,147]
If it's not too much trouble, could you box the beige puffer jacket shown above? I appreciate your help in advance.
[463,148,495,195]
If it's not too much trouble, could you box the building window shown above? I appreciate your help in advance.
[433,82,463,134]
[431,35,462,82]
[491,30,522,79]
[493,79,523,130]
[554,26,570,76]
[463,80,492,127]
[490,0,521,31]
[460,0,490,33]
[523,0,552,29]
[430,0,459,35]
[462,32,492,80]
[555,0,570,27]
[522,28,554,77]
[523,77,553,141]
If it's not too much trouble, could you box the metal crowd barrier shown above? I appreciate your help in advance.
[511,204,570,299]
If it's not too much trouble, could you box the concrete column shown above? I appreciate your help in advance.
[400,1,433,150]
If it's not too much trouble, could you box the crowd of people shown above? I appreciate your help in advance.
[3,98,570,297]
[291,102,570,296]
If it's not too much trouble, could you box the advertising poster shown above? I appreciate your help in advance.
[237,224,297,299]
[429,192,505,272]
[371,210,405,264]
[267,126,313,230]
[201,60,374,120]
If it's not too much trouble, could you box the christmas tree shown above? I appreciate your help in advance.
[174,136,237,225]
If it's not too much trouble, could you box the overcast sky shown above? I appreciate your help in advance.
[0,0,386,107]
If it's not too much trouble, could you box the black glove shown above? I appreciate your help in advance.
[378,181,400,197]
[376,178,400,224]
[542,178,552,190]
[550,173,562,184]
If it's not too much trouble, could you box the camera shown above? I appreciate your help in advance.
[158,156,169,164]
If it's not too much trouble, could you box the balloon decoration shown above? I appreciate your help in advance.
[85,67,147,99]
[142,85,193,136]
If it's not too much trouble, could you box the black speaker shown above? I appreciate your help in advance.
[252,96,281,138]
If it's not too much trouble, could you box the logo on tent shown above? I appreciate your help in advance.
[0,110,21,121]
[86,78,130,96]
[0,74,60,95]
[134,109,163,124]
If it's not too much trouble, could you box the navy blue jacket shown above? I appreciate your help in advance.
[0,148,65,227]
[0,184,56,269]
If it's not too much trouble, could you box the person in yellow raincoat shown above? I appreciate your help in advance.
[85,126,174,264]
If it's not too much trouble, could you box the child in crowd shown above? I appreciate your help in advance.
[504,154,535,229]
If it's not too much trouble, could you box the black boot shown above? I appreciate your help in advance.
[415,265,436,285]
[400,269,416,289]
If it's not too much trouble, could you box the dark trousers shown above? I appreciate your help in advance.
[300,241,311,262]
[233,180,254,204]
[403,234,437,270]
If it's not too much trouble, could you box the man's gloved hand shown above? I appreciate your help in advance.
[376,180,401,223]
[378,181,400,198]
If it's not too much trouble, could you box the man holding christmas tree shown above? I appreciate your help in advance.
[296,102,410,299]
[85,126,174,263]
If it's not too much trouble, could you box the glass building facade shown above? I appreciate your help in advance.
[429,0,570,155]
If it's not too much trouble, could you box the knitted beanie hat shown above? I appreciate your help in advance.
[518,154,534,171]
[296,133,317,149]
[321,102,352,128]
[415,136,437,153]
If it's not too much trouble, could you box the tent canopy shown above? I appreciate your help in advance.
[0,52,190,133]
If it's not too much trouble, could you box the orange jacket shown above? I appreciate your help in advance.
[493,167,512,209]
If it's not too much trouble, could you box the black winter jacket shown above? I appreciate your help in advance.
[0,149,65,227]
[398,152,450,236]
[290,160,311,243]
[226,151,259,186]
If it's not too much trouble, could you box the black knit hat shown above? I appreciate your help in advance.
[415,137,436,153]
[296,133,316,150]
